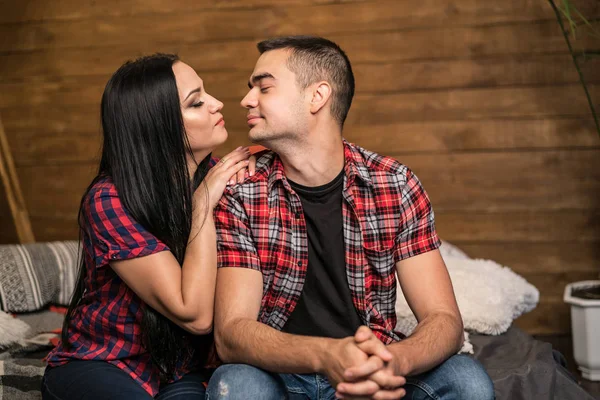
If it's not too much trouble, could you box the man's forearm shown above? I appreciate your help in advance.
[388,311,463,376]
[216,318,334,374]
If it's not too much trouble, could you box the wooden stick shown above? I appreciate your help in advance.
[0,115,35,243]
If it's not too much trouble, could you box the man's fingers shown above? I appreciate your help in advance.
[336,379,379,397]
[235,167,245,184]
[344,356,384,381]
[357,338,393,362]
[223,160,250,184]
[354,325,374,343]
[335,394,370,400]
[372,387,406,400]
[248,155,257,176]
[368,370,406,389]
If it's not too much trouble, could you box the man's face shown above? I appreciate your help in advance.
[241,49,308,144]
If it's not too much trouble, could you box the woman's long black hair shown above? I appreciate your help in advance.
[61,53,212,379]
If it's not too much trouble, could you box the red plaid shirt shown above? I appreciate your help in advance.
[215,141,441,344]
[46,176,198,396]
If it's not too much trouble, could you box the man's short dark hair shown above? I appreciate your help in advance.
[257,36,355,127]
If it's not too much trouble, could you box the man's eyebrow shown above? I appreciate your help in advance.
[184,87,201,101]
[247,73,275,89]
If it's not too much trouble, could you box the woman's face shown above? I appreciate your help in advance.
[173,61,228,159]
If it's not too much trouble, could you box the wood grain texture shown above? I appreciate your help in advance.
[436,211,600,242]
[13,148,600,215]
[514,299,572,335]
[0,0,370,23]
[5,117,599,167]
[1,21,596,82]
[401,149,600,211]
[451,242,600,274]
[2,54,599,108]
[3,84,596,141]
[0,183,19,244]
[3,1,598,52]
[7,0,596,25]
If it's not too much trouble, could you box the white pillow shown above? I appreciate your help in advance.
[395,246,539,338]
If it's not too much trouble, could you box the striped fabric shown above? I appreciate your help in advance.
[0,241,79,312]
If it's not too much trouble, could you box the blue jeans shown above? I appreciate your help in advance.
[42,360,208,399]
[205,355,495,400]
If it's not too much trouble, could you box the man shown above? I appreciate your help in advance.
[207,36,494,400]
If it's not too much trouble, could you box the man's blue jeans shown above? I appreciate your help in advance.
[205,354,495,400]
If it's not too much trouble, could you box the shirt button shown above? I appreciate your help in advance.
[297,261,303,267]
[295,212,301,218]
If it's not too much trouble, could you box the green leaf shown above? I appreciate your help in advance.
[573,5,600,37]
[561,0,578,38]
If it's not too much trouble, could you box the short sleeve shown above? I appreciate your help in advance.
[86,188,170,267]
[393,169,441,262]
[214,192,261,271]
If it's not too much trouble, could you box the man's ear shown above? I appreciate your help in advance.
[309,81,332,114]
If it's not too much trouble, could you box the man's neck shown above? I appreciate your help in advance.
[277,132,345,187]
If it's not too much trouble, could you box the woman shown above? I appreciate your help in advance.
[42,54,254,399]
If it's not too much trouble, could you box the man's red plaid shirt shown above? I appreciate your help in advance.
[214,140,441,344]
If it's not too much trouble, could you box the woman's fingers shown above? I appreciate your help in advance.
[216,147,250,185]
[218,147,250,169]
[224,160,250,182]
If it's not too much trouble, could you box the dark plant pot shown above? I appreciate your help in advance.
[571,284,600,300]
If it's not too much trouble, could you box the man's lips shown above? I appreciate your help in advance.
[247,116,262,125]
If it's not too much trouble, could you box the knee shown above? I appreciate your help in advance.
[206,364,285,400]
[444,355,495,400]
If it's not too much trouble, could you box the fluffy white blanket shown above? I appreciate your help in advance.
[0,311,30,348]
[395,242,539,353]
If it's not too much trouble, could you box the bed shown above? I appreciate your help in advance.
[0,310,595,400]
[0,241,596,399]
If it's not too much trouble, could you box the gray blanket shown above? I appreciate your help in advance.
[0,310,64,400]
[471,327,595,400]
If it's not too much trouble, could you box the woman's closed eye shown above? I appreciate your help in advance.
[191,101,205,108]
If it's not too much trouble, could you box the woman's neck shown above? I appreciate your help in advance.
[187,149,212,180]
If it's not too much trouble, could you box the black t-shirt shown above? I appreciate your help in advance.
[282,170,363,338]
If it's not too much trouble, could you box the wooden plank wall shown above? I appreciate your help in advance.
[0,185,19,244]
[0,0,599,334]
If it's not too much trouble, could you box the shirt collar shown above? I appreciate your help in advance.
[267,139,373,192]
[342,139,373,188]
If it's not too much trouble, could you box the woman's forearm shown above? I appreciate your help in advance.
[178,206,217,334]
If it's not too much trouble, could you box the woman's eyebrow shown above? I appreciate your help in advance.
[184,87,202,101]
